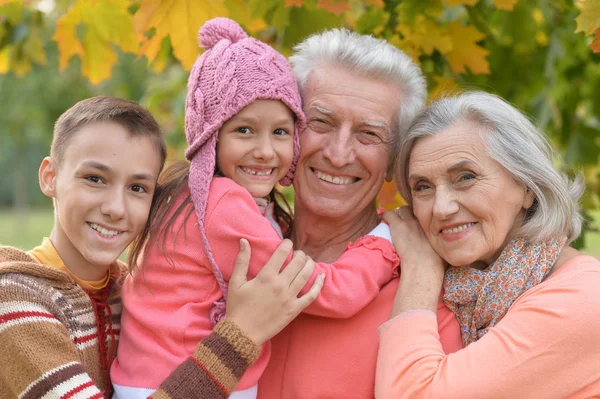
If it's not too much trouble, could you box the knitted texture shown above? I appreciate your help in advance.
[184,17,305,324]
[0,246,123,399]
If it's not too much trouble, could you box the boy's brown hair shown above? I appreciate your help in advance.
[51,96,167,168]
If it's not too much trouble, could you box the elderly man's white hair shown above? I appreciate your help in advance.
[290,28,426,144]
[395,91,584,244]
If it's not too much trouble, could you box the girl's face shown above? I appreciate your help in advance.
[217,99,295,198]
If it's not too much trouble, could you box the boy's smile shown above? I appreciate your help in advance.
[39,121,162,280]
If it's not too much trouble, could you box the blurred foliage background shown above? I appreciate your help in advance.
[0,0,599,256]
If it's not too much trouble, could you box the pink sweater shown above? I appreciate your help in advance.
[258,275,463,397]
[376,255,600,399]
[111,178,399,392]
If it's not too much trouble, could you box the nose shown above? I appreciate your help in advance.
[322,125,355,168]
[253,134,275,161]
[100,188,127,221]
[432,186,459,220]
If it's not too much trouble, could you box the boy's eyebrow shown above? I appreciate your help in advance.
[81,160,155,181]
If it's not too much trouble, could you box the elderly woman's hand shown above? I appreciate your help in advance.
[225,238,325,346]
[383,207,446,317]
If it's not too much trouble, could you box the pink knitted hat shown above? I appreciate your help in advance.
[184,17,305,324]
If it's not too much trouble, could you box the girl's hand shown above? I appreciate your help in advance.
[383,207,446,316]
[225,239,325,346]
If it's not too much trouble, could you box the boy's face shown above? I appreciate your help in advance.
[39,121,162,280]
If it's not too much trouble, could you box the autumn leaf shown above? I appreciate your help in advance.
[53,0,137,84]
[429,75,460,101]
[592,27,600,52]
[225,0,267,34]
[316,0,351,15]
[575,0,600,36]
[444,21,490,74]
[0,45,9,74]
[492,0,518,10]
[365,0,385,6]
[377,180,407,210]
[134,0,228,71]
[397,15,453,56]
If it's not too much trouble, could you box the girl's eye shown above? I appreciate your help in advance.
[236,127,251,134]
[85,175,103,184]
[273,128,289,136]
[130,184,148,194]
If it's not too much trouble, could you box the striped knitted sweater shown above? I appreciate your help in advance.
[0,246,260,398]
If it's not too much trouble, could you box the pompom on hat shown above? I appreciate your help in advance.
[184,17,305,325]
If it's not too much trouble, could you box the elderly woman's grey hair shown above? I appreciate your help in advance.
[290,28,426,146]
[396,91,584,243]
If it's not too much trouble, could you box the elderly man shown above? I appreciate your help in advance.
[258,29,463,397]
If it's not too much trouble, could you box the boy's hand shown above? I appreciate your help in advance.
[226,239,325,346]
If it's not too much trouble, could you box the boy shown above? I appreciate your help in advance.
[0,97,293,398]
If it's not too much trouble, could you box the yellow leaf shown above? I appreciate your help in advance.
[52,0,137,83]
[429,75,459,101]
[134,0,228,71]
[23,32,47,66]
[492,0,518,10]
[532,8,544,25]
[377,180,406,210]
[316,0,351,15]
[389,34,421,63]
[575,0,600,35]
[444,21,490,74]
[0,46,9,74]
[535,31,548,46]
[444,0,478,6]
[397,15,453,55]
[225,0,267,35]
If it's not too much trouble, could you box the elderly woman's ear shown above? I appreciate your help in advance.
[523,187,535,210]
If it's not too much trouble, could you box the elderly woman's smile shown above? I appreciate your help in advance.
[408,119,534,269]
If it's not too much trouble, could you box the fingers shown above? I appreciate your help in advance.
[259,239,293,276]
[296,273,325,309]
[288,257,316,293]
[230,238,251,288]
[279,250,307,282]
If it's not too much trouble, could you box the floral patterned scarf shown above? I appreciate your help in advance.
[443,236,566,346]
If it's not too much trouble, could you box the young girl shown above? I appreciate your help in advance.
[111,18,400,399]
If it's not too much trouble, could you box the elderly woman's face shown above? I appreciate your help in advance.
[408,120,534,269]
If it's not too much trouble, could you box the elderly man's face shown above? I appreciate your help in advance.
[293,65,401,220]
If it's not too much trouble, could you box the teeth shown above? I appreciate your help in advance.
[241,167,273,176]
[442,223,475,234]
[314,170,355,185]
[90,223,121,237]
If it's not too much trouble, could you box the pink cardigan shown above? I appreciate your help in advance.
[111,178,399,392]
[376,255,600,399]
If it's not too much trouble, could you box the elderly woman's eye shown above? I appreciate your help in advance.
[459,172,477,181]
[412,182,430,192]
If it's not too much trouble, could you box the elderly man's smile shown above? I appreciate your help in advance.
[311,167,359,185]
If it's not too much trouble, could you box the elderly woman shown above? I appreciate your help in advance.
[376,92,600,398]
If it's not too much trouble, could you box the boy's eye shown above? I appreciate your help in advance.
[273,128,290,136]
[236,127,251,134]
[130,184,147,194]
[85,175,103,184]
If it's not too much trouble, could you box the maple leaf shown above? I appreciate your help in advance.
[429,75,460,101]
[225,0,267,34]
[134,0,228,71]
[397,15,453,55]
[444,21,490,74]
[575,0,600,35]
[492,0,518,10]
[592,27,600,52]
[316,0,351,15]
[0,46,9,74]
[53,0,137,84]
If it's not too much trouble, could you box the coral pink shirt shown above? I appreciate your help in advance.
[258,265,463,398]
[111,178,399,392]
[376,255,600,399]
